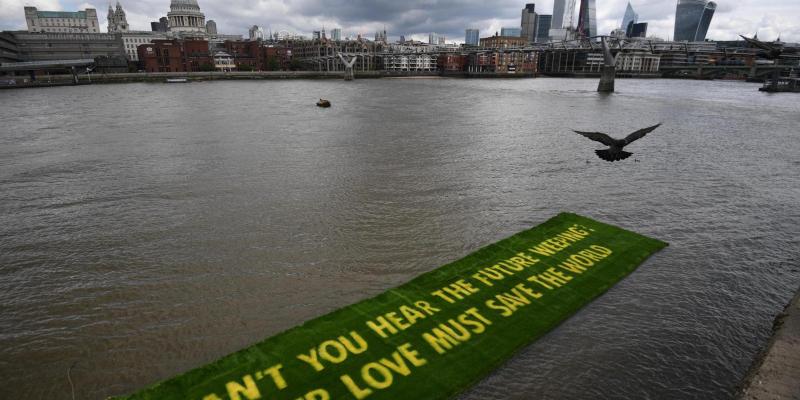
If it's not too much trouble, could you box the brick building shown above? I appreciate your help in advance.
[479,35,528,49]
[137,38,293,72]
[466,50,537,73]
[264,45,291,70]
[137,39,212,72]
[222,40,263,70]
[438,53,466,72]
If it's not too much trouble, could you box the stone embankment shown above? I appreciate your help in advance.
[739,287,800,400]
[1,70,536,89]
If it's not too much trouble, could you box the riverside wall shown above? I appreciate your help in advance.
[738,287,800,400]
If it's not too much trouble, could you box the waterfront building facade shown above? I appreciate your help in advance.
[379,54,438,71]
[137,39,211,72]
[221,40,261,70]
[24,7,100,34]
[0,32,21,64]
[438,53,466,72]
[576,0,597,38]
[292,40,383,72]
[539,49,603,74]
[674,0,716,41]
[465,50,537,73]
[121,31,167,61]
[501,28,522,37]
[167,0,207,33]
[213,51,235,71]
[520,4,538,43]
[107,2,129,33]
[615,51,660,73]
[465,29,480,46]
[11,31,124,61]
[536,15,552,43]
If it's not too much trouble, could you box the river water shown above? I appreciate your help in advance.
[1,78,798,399]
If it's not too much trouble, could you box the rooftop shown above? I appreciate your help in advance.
[35,11,91,19]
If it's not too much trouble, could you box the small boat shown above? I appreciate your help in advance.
[759,77,800,92]
[316,99,331,107]
[165,78,188,83]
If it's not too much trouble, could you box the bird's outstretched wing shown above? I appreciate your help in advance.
[574,131,616,146]
[624,123,661,145]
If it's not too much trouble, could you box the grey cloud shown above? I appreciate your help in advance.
[0,0,798,42]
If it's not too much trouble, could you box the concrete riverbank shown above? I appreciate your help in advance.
[0,70,538,89]
[739,287,800,399]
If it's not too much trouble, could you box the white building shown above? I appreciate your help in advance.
[167,0,206,33]
[213,51,235,71]
[25,7,100,34]
[107,2,129,33]
[249,25,265,40]
[616,51,660,72]
[428,32,443,45]
[121,32,167,61]
[380,54,438,71]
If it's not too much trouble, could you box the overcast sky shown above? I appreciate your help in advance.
[1,0,797,42]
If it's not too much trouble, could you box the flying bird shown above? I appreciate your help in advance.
[574,123,662,162]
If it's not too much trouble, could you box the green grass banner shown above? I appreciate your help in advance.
[115,212,667,400]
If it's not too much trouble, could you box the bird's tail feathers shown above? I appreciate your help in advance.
[596,149,632,162]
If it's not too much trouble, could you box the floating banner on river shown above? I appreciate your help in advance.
[115,213,667,400]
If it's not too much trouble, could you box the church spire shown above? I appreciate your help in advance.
[107,1,129,33]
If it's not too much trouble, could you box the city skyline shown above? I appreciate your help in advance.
[0,0,798,42]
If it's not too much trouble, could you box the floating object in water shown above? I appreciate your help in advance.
[165,78,188,83]
[316,99,331,107]
[573,123,662,162]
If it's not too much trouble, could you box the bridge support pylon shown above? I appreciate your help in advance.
[598,65,616,92]
[597,37,616,93]
[337,54,357,81]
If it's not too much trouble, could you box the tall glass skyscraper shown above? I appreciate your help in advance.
[674,0,716,41]
[696,2,716,41]
[465,29,479,46]
[628,22,648,37]
[535,14,552,43]
[520,3,537,43]
[550,0,575,42]
[621,2,638,31]
[576,0,596,38]
[501,27,522,37]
